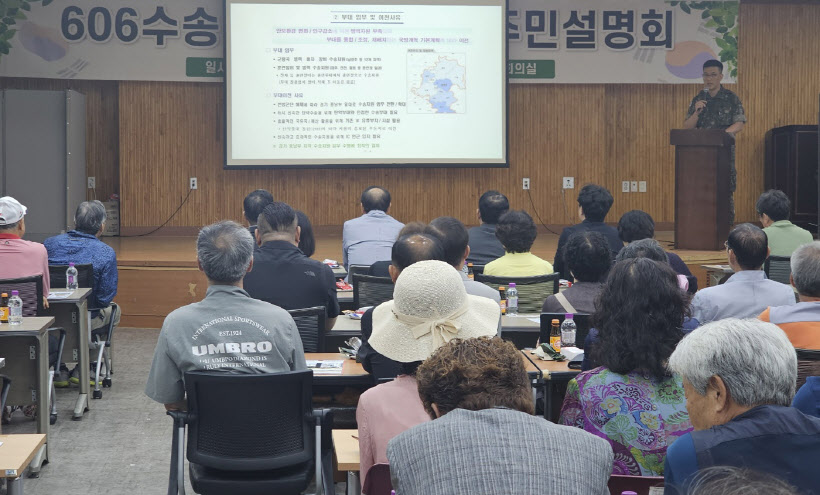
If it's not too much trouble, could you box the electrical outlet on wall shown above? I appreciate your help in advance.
[639,181,647,193]
[562,177,574,189]
[87,177,96,189]
[190,177,198,190]
[630,181,638,192]
[622,181,630,193]
[522,178,530,190]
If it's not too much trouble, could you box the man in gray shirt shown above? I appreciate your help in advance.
[145,221,306,410]
[430,216,500,303]
[692,223,796,324]
[342,186,404,272]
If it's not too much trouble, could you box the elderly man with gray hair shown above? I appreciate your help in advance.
[145,221,306,411]
[759,241,820,350]
[663,318,820,494]
[45,200,119,329]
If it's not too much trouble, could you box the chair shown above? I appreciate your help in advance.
[607,474,664,495]
[48,263,94,289]
[764,255,792,285]
[49,263,118,397]
[352,274,394,309]
[362,463,393,495]
[287,306,327,353]
[475,273,561,313]
[347,264,370,282]
[0,375,11,413]
[796,348,820,390]
[0,275,66,425]
[167,370,333,495]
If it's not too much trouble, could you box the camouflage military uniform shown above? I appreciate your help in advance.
[686,86,747,225]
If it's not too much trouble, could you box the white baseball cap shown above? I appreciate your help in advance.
[0,197,27,226]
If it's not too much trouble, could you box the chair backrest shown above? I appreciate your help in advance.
[607,474,664,495]
[475,272,561,313]
[764,255,792,285]
[48,263,94,289]
[184,370,314,471]
[0,275,43,317]
[353,274,395,309]
[362,463,394,495]
[0,375,11,413]
[540,313,592,349]
[348,264,370,278]
[796,348,820,390]
[471,264,485,276]
[287,306,327,353]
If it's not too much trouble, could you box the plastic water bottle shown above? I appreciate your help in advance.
[8,290,23,325]
[506,283,518,316]
[561,313,577,347]
[66,262,79,290]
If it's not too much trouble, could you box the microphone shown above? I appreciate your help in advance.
[520,349,543,381]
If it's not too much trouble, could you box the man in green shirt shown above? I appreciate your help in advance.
[684,59,747,225]
[756,189,814,257]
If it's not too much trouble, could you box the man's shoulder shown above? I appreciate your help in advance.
[43,233,68,247]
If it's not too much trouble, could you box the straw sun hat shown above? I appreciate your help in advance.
[369,260,501,363]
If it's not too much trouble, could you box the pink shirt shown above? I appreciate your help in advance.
[0,234,50,297]
[356,375,430,485]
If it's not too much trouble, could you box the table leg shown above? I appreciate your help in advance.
[6,476,23,495]
[32,333,49,473]
[73,301,90,420]
[346,471,361,495]
[544,380,552,421]
[27,444,48,477]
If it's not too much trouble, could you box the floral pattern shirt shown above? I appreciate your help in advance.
[559,367,693,476]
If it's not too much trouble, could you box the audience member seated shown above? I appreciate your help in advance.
[357,232,446,378]
[0,196,51,299]
[759,241,820,349]
[560,258,693,476]
[466,190,509,265]
[45,200,120,386]
[387,337,613,495]
[757,189,813,257]
[367,222,435,278]
[295,210,315,258]
[793,377,820,418]
[342,186,404,272]
[542,231,610,314]
[0,196,55,421]
[686,466,800,495]
[357,260,499,484]
[244,202,339,330]
[617,239,691,291]
[617,210,694,281]
[483,210,553,276]
[145,221,306,411]
[242,189,274,238]
[553,184,622,282]
[664,318,820,494]
[429,216,500,302]
[692,224,795,324]
[45,200,119,334]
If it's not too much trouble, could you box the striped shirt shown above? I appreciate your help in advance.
[759,301,820,349]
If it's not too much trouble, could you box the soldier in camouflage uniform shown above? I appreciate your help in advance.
[684,59,747,225]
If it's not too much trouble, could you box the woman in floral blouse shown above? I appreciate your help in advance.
[559,257,694,476]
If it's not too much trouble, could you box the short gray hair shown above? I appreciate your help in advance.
[791,241,820,297]
[197,221,254,284]
[74,200,107,235]
[616,238,669,264]
[668,318,797,407]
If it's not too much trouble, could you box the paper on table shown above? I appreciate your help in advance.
[306,360,344,375]
[47,291,73,300]
[527,317,541,324]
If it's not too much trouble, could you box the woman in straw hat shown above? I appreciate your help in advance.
[356,260,500,485]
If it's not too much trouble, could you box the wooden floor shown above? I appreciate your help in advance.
[105,227,726,328]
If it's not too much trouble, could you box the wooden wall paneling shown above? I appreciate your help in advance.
[0,77,119,202]
[115,2,820,230]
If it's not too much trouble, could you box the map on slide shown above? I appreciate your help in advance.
[407,52,466,114]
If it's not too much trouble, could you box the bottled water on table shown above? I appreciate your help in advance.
[506,283,518,316]
[66,262,79,290]
[561,313,576,347]
[9,290,23,325]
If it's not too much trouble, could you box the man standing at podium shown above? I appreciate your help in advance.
[683,59,747,225]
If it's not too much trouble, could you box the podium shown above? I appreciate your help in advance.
[670,129,734,251]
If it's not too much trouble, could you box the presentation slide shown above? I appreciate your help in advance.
[225,0,507,168]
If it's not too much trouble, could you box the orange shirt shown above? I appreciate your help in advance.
[760,302,820,350]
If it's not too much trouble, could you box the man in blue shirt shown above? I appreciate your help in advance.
[664,318,820,494]
[342,186,404,272]
[45,200,119,334]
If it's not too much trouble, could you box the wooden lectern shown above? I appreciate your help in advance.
[670,129,734,251]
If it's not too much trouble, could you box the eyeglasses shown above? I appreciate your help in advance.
[702,73,721,79]
[724,240,731,250]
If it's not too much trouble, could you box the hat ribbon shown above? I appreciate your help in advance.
[394,303,470,350]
